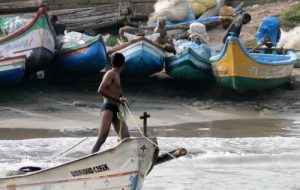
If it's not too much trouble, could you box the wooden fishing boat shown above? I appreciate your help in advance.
[0,7,56,73]
[0,55,26,85]
[0,137,159,190]
[54,35,107,73]
[165,47,213,81]
[107,37,165,77]
[210,36,297,93]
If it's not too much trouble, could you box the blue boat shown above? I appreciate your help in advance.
[55,34,107,73]
[107,37,165,77]
[165,47,213,81]
[0,55,26,85]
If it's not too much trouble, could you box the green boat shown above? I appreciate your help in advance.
[165,47,213,81]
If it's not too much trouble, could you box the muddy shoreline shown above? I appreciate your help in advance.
[1,69,300,140]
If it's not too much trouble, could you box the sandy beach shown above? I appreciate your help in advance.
[0,66,300,140]
[0,1,300,140]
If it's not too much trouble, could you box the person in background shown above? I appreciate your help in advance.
[50,15,66,36]
[154,16,168,45]
[153,16,176,54]
[219,0,234,29]
[222,13,251,44]
[254,16,281,49]
[50,15,66,49]
[92,53,130,154]
[188,23,209,45]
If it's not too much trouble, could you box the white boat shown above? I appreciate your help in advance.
[0,137,159,190]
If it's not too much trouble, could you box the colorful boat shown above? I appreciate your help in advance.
[54,34,107,73]
[210,36,297,93]
[0,8,56,73]
[0,137,159,190]
[107,37,165,77]
[0,55,26,85]
[165,47,213,81]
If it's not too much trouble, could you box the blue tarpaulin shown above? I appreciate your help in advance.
[255,16,280,46]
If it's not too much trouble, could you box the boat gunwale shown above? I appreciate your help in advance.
[210,36,297,66]
[107,37,165,55]
[0,8,55,44]
[56,35,105,55]
[0,137,157,180]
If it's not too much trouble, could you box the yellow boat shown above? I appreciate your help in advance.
[210,36,297,93]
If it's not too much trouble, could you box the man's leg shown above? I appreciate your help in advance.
[92,111,113,153]
[112,119,130,140]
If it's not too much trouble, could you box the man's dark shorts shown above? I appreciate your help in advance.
[101,103,119,121]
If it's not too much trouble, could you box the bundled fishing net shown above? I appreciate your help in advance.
[0,16,32,35]
[277,26,300,50]
[147,0,193,25]
[188,0,217,18]
[61,32,94,49]
[175,39,211,59]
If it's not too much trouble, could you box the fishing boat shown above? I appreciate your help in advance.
[0,137,159,190]
[54,33,107,73]
[0,55,26,85]
[165,46,213,81]
[210,36,297,93]
[107,37,165,77]
[0,7,56,73]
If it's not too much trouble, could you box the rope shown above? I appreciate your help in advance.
[123,104,208,177]
[45,130,96,163]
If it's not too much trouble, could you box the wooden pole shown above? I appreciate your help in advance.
[140,112,150,137]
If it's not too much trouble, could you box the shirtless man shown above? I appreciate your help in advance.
[92,53,130,153]
[154,17,168,45]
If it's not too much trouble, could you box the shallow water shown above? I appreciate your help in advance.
[1,119,300,189]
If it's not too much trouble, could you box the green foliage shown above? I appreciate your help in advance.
[280,2,300,25]
[105,35,119,47]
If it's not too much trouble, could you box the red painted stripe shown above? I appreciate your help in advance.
[7,170,141,188]
[0,8,54,44]
[62,47,89,57]
[0,55,26,62]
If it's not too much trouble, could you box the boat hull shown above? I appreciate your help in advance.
[0,55,26,85]
[210,37,296,93]
[55,35,107,73]
[0,137,159,190]
[0,8,56,72]
[108,37,165,77]
[165,48,213,81]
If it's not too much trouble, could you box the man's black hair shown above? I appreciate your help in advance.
[50,15,58,22]
[243,13,251,21]
[112,53,125,68]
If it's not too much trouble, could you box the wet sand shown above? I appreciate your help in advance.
[0,70,300,140]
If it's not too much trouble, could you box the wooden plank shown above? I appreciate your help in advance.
[67,17,127,31]
[0,0,46,13]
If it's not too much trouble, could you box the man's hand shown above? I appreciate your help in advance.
[119,97,128,105]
